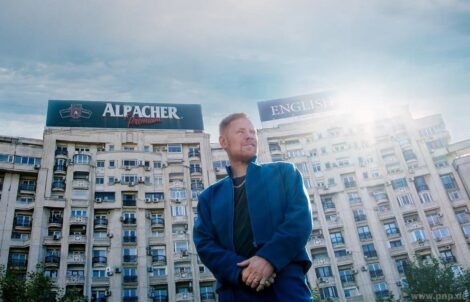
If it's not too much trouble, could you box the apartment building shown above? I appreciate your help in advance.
[1,96,470,302]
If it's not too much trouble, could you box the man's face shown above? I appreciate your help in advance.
[219,117,258,162]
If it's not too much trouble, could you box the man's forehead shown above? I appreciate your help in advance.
[230,117,254,128]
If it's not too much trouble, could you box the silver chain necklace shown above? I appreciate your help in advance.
[233,179,246,189]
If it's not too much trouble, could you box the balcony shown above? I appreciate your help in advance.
[14,219,32,229]
[123,235,137,244]
[44,255,60,266]
[91,276,110,286]
[122,217,137,225]
[72,179,89,190]
[312,257,330,267]
[190,183,204,191]
[331,240,345,248]
[123,275,138,283]
[66,275,85,285]
[336,254,354,265]
[151,217,165,227]
[92,256,107,265]
[188,150,200,159]
[123,200,137,207]
[53,164,67,175]
[310,237,326,247]
[441,255,456,264]
[70,216,88,225]
[386,230,401,239]
[152,255,167,264]
[405,221,423,230]
[189,167,202,175]
[174,251,190,261]
[19,183,36,193]
[8,259,27,269]
[174,271,192,281]
[123,255,138,263]
[176,293,193,302]
[340,275,355,287]
[344,181,357,189]
[69,234,87,244]
[369,270,384,280]
[67,254,86,264]
[200,292,216,302]
[94,218,108,228]
[354,215,367,223]
[148,236,166,245]
[48,217,63,229]
[51,181,66,192]
[55,149,68,157]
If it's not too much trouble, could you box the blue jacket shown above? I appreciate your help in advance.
[193,156,313,290]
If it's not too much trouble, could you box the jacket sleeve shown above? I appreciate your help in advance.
[193,190,245,286]
[255,163,313,272]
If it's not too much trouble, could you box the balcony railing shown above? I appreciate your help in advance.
[123,236,137,243]
[123,255,138,263]
[152,255,167,263]
[45,255,60,264]
[122,217,137,224]
[151,217,165,226]
[55,149,68,156]
[19,183,36,192]
[94,218,108,227]
[53,165,67,173]
[49,216,63,224]
[92,256,107,265]
[123,275,138,283]
[123,200,136,207]
[51,181,66,191]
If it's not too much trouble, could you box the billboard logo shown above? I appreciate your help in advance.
[59,104,92,120]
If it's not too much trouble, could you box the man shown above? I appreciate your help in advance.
[193,113,313,301]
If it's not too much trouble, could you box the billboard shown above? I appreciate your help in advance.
[46,100,204,130]
[257,92,334,122]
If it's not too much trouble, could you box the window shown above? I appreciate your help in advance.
[168,144,182,153]
[395,258,408,274]
[14,156,41,166]
[95,177,104,185]
[402,149,417,161]
[170,188,186,200]
[410,229,426,242]
[315,266,333,278]
[330,232,344,246]
[339,268,355,283]
[368,262,383,278]
[122,159,137,167]
[144,146,150,152]
[96,160,104,168]
[174,241,189,253]
[362,243,377,258]
[109,160,115,168]
[295,162,308,173]
[303,178,312,189]
[440,173,458,190]
[73,154,90,164]
[388,240,402,249]
[397,193,414,207]
[384,222,400,236]
[432,227,450,240]
[391,178,407,190]
[426,213,442,227]
[71,209,87,217]
[171,206,186,217]
[320,286,338,299]
[358,226,372,240]
[121,174,138,184]
[312,162,321,173]
[0,154,14,163]
[287,149,304,158]
[108,145,114,151]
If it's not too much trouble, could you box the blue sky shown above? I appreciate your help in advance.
[0,0,469,142]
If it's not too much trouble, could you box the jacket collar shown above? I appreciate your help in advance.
[225,155,258,177]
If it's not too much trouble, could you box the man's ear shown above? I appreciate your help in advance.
[219,135,227,149]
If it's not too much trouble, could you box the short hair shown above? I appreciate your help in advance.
[219,113,249,135]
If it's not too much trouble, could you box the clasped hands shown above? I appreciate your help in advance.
[237,256,276,292]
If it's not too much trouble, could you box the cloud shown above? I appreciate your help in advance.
[0,0,469,141]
